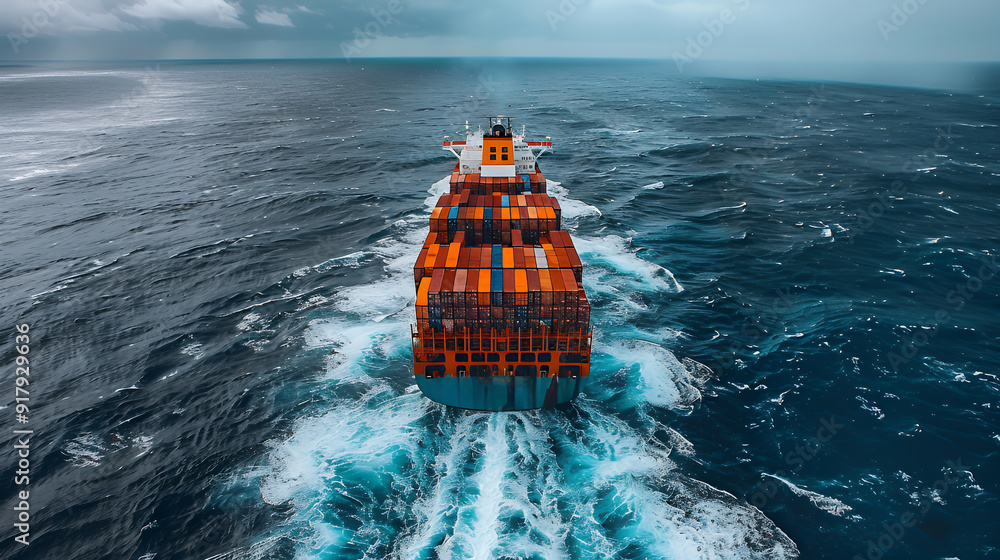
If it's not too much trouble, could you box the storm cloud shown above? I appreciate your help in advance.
[2,0,997,68]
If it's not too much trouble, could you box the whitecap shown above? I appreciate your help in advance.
[180,343,204,360]
[63,434,106,467]
[765,474,853,516]
[236,312,263,331]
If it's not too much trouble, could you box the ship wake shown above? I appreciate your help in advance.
[236,177,798,559]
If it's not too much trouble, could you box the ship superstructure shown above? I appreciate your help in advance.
[411,118,592,410]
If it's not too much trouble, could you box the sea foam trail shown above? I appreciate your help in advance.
[244,177,798,559]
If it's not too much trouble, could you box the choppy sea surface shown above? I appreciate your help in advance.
[1,59,999,560]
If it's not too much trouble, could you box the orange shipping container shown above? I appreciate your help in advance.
[478,269,491,305]
[515,269,528,292]
[427,243,441,264]
[416,277,431,306]
[550,269,565,294]
[539,269,552,292]
[560,269,577,295]
[446,243,461,268]
[524,247,536,268]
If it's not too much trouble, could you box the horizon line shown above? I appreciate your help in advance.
[3,56,999,64]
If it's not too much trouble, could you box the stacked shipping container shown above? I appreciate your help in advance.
[414,169,591,337]
[428,192,562,245]
[447,172,548,196]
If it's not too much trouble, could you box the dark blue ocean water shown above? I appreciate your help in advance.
[1,59,998,560]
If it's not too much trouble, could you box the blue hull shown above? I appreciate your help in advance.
[414,375,586,411]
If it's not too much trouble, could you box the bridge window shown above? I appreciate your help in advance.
[520,353,535,362]
[472,352,485,362]
[456,353,469,362]
[487,353,500,362]
[505,352,519,362]
[502,155,509,161]
[538,352,552,363]
[559,352,586,363]
[514,365,537,377]
[489,154,497,161]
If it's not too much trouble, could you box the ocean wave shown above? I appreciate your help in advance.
[243,175,793,559]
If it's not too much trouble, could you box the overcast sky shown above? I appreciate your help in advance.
[2,0,998,63]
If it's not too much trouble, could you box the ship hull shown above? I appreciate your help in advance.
[415,374,585,411]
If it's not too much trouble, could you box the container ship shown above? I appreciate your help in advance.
[411,117,592,411]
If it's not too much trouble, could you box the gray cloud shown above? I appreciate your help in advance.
[122,0,247,29]
[255,7,294,27]
[1,0,997,65]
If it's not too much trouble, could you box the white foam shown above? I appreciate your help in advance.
[236,313,263,331]
[462,416,506,560]
[180,343,204,360]
[313,250,373,272]
[9,167,55,181]
[423,176,452,209]
[396,415,478,560]
[261,390,428,505]
[572,234,683,294]
[294,294,330,312]
[63,434,106,467]
[601,336,703,411]
[242,174,795,559]
[545,180,602,221]
[132,435,154,459]
[766,474,853,517]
